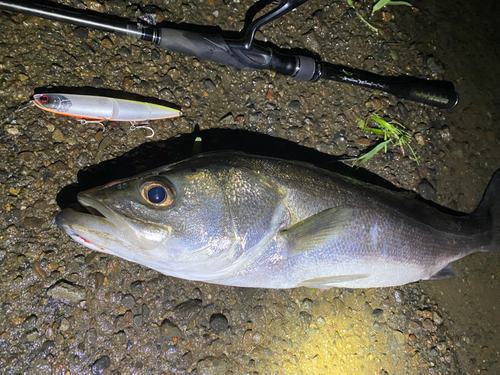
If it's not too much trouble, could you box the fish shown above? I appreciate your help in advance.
[56,152,500,289]
[33,93,180,122]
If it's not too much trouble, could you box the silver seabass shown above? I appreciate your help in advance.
[56,153,500,289]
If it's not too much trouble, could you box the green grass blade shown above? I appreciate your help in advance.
[387,1,412,6]
[372,0,391,14]
[356,13,378,32]
[347,0,378,32]
[372,0,412,16]
[346,140,391,167]
[406,144,420,165]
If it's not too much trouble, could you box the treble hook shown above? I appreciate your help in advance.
[130,121,155,138]
[78,118,106,132]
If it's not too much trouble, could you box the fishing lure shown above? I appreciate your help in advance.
[33,93,181,137]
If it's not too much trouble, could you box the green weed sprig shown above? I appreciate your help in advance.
[347,0,378,32]
[347,109,419,167]
[347,0,413,32]
[372,0,412,16]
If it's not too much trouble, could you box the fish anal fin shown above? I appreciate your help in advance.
[429,264,455,280]
[281,206,357,256]
[298,274,368,289]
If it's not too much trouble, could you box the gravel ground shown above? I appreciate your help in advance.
[1,0,499,374]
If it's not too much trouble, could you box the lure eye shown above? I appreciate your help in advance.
[140,181,175,207]
[39,94,49,104]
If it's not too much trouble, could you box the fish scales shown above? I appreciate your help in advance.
[56,152,500,289]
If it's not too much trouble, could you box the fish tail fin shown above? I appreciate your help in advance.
[475,169,500,253]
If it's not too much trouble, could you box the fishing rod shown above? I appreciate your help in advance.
[0,0,459,109]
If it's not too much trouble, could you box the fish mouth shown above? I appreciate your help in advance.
[56,197,130,253]
[56,191,171,254]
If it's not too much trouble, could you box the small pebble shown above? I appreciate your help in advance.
[24,314,37,329]
[98,137,112,152]
[33,261,46,280]
[300,311,312,326]
[345,147,360,157]
[11,316,26,325]
[121,294,135,308]
[151,49,160,60]
[394,289,403,303]
[101,37,113,48]
[422,310,433,320]
[52,129,64,142]
[287,100,301,113]
[133,315,143,328]
[427,56,443,73]
[73,27,89,39]
[301,298,313,311]
[142,304,150,318]
[387,330,405,350]
[130,280,143,295]
[160,319,183,340]
[382,11,392,22]
[210,313,229,333]
[354,138,372,147]
[26,329,38,342]
[397,102,409,119]
[91,356,111,375]
[41,340,55,352]
[414,132,425,145]
[418,179,436,201]
[91,272,105,289]
[433,311,443,325]
[174,299,203,323]
[85,252,98,264]
[84,0,105,12]
[204,79,216,92]
[60,318,70,332]
[5,125,19,135]
[168,68,180,81]
[439,126,452,142]
[47,280,86,304]
[93,77,103,86]
[409,320,422,332]
[116,331,127,345]
[422,318,437,332]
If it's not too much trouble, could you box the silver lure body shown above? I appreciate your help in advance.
[33,93,180,121]
[56,153,499,289]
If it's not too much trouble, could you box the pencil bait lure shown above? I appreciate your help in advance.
[33,93,181,137]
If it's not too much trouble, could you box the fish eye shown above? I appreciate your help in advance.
[140,181,175,207]
[148,186,166,203]
[39,94,49,104]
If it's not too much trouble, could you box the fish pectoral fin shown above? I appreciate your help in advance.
[429,264,455,280]
[298,274,369,289]
[281,206,357,255]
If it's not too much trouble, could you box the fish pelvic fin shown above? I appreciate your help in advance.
[475,169,500,253]
[298,274,369,289]
[281,206,357,255]
[429,264,455,280]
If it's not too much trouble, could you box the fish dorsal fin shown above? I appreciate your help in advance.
[281,206,358,255]
[298,274,368,289]
[429,264,455,280]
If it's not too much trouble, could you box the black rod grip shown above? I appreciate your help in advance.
[321,62,459,109]
[393,80,459,109]
[158,29,255,71]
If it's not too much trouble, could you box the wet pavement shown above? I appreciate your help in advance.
[0,0,499,373]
